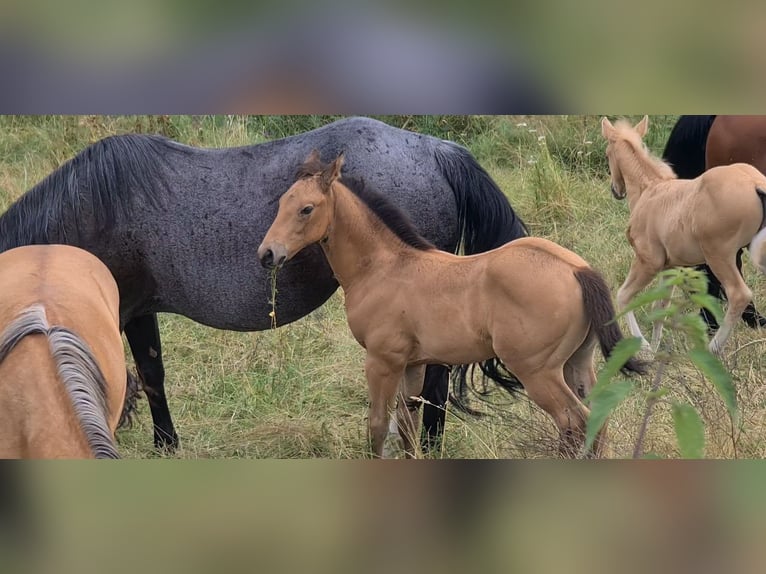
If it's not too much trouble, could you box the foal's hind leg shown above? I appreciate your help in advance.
[513,366,592,458]
[705,256,753,355]
[563,339,605,457]
[125,314,178,451]
[736,249,766,328]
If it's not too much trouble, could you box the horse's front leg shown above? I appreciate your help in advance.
[124,314,178,451]
[650,281,675,352]
[365,353,406,458]
[617,258,660,352]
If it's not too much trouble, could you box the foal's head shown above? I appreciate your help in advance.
[258,150,344,269]
[601,115,649,200]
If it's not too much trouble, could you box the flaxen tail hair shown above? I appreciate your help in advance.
[574,268,647,375]
[0,305,119,458]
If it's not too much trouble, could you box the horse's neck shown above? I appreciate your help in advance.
[321,187,400,290]
[622,149,669,210]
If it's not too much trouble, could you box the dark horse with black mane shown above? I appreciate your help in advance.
[662,115,766,330]
[0,116,527,452]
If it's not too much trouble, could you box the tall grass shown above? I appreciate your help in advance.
[1,115,764,459]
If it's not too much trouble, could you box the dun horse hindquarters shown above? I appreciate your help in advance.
[603,116,766,356]
[662,115,766,329]
[258,152,644,458]
[0,245,127,458]
[0,116,527,452]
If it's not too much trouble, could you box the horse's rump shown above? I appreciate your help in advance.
[0,304,119,459]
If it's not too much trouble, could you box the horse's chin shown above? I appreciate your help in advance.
[610,185,626,200]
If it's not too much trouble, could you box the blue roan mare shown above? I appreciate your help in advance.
[0,116,527,451]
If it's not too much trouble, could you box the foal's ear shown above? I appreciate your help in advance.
[635,115,649,138]
[306,149,322,164]
[601,117,615,138]
[321,152,345,191]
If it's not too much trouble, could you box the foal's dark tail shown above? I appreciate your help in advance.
[432,141,529,418]
[574,268,647,376]
[661,115,716,179]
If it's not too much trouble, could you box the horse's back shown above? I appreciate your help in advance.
[498,236,590,269]
[0,245,126,433]
[0,245,120,331]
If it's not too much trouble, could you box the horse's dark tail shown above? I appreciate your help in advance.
[117,370,142,430]
[434,140,528,254]
[574,268,647,376]
[662,115,716,179]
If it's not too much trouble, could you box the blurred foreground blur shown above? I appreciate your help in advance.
[2,0,765,112]
[3,462,766,574]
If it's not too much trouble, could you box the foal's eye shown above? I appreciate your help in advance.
[300,205,314,216]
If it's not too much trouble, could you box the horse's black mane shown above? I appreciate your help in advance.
[341,176,435,251]
[0,134,178,250]
[296,158,435,251]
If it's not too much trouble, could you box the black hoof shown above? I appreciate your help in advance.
[153,429,179,453]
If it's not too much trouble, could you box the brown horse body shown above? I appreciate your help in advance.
[0,245,126,458]
[706,116,766,172]
[602,116,766,355]
[258,152,643,458]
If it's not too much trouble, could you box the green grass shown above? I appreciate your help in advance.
[2,115,765,459]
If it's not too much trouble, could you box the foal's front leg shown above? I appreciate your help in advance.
[617,257,661,352]
[365,353,406,458]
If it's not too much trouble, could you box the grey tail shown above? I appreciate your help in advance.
[0,305,119,458]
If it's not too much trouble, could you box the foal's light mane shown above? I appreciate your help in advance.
[612,120,677,183]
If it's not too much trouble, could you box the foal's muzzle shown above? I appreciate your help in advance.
[611,183,626,200]
[257,242,288,269]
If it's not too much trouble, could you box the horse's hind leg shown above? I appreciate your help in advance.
[706,256,753,355]
[563,338,605,457]
[697,263,723,332]
[512,366,592,458]
[125,314,178,451]
[736,249,766,328]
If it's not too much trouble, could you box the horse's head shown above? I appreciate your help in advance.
[258,150,344,269]
[601,115,649,200]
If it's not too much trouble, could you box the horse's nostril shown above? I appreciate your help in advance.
[260,248,274,268]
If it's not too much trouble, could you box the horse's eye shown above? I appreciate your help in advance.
[300,205,314,216]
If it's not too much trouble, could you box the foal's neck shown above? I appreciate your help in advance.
[320,184,404,290]
[620,142,675,209]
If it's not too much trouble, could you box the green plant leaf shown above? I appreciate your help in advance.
[689,293,724,324]
[584,379,634,453]
[689,346,738,422]
[619,287,673,315]
[671,402,705,459]
[588,337,644,401]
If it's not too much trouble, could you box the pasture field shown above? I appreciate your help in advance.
[1,115,764,459]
